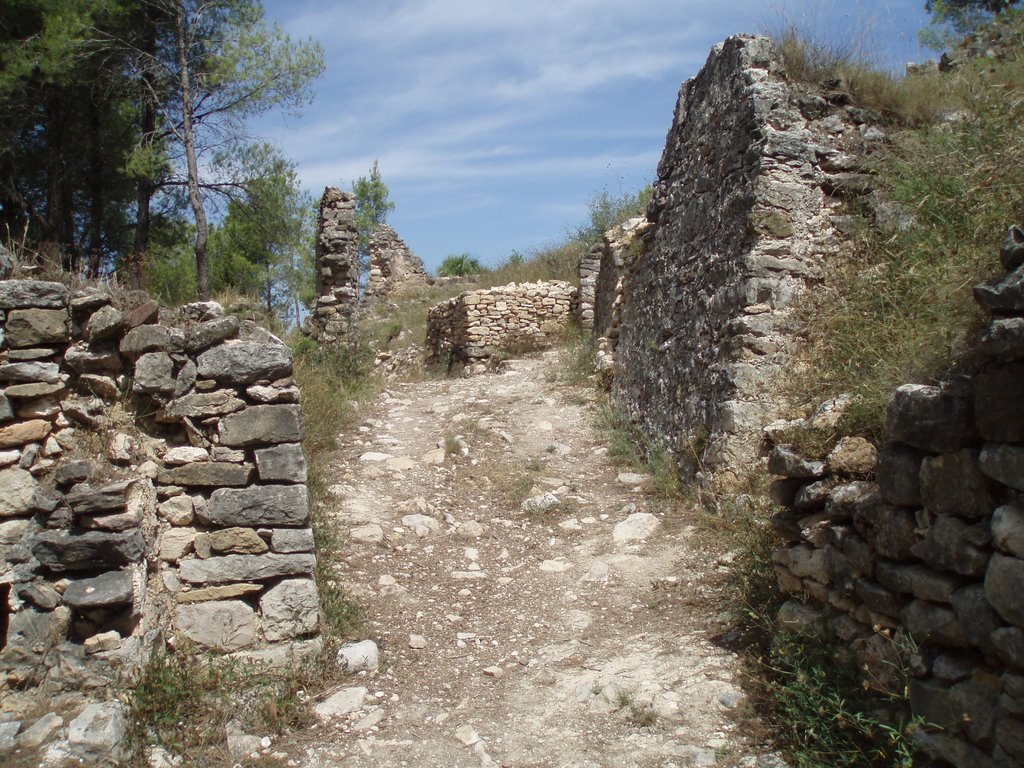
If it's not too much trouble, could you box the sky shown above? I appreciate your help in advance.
[253,0,935,274]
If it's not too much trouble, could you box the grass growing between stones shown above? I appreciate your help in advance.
[596,405,681,501]
[776,17,1024,441]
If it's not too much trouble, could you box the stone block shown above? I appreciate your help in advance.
[0,280,66,309]
[119,324,170,357]
[158,462,253,488]
[254,443,307,483]
[978,443,1024,490]
[184,315,240,354]
[62,570,133,609]
[985,553,1024,628]
[901,599,967,647]
[950,671,1001,744]
[196,341,293,384]
[65,480,133,514]
[976,363,1024,442]
[218,404,303,447]
[910,514,990,577]
[875,442,924,507]
[83,305,123,343]
[175,600,256,652]
[993,505,1024,557]
[920,449,993,519]
[827,436,877,476]
[159,528,196,562]
[161,390,245,420]
[195,527,268,556]
[909,678,960,730]
[260,578,319,641]
[888,383,977,453]
[5,308,69,347]
[0,361,60,384]
[851,495,918,561]
[877,561,961,603]
[133,352,175,394]
[0,466,39,516]
[31,529,145,571]
[767,445,825,478]
[178,553,315,585]
[201,484,309,527]
[271,527,314,553]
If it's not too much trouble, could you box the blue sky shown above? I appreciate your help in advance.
[254,0,934,274]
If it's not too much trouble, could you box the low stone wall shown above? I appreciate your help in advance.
[0,281,318,691]
[425,281,577,367]
[768,233,1024,767]
[577,244,601,330]
[305,187,359,343]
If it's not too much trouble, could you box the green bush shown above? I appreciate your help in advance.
[438,252,483,277]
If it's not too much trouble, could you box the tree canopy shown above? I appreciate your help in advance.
[924,0,1021,34]
[352,160,395,272]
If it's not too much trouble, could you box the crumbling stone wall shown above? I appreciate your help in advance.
[364,224,428,302]
[426,281,577,368]
[306,187,359,343]
[606,34,880,484]
[0,281,318,691]
[577,244,601,330]
[769,234,1024,766]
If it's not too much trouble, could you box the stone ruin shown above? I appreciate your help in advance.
[364,224,428,302]
[768,230,1024,767]
[305,187,360,343]
[0,280,319,699]
[426,281,577,370]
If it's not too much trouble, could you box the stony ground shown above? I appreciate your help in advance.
[293,351,786,768]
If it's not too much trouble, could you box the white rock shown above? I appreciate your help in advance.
[616,472,649,486]
[539,559,573,573]
[386,456,416,471]
[107,434,133,465]
[585,561,610,582]
[457,521,485,538]
[359,452,393,462]
[422,448,446,465]
[350,523,384,543]
[67,702,126,758]
[84,630,122,654]
[18,712,63,748]
[402,513,441,537]
[482,666,504,678]
[163,446,210,465]
[520,492,559,514]
[353,709,386,731]
[536,421,553,431]
[612,512,660,542]
[315,687,368,720]
[337,640,379,673]
[454,724,482,746]
[558,517,582,531]
[409,634,427,649]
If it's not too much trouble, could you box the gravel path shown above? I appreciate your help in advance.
[297,351,782,768]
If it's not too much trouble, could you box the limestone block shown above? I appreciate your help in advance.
[62,570,133,609]
[84,305,123,343]
[827,437,877,476]
[159,527,196,562]
[218,404,303,447]
[201,484,309,527]
[31,529,145,571]
[158,462,253,488]
[876,562,961,603]
[270,527,314,553]
[176,583,261,603]
[978,443,1024,490]
[5,308,69,347]
[0,279,66,309]
[119,324,170,357]
[254,443,307,483]
[184,315,240,354]
[0,466,39,516]
[158,495,194,526]
[993,505,1024,557]
[875,442,924,507]
[161,390,245,420]
[175,600,257,651]
[910,514,990,577]
[65,480,133,514]
[178,553,315,585]
[64,343,122,374]
[0,419,51,449]
[195,526,268,556]
[67,702,126,760]
[767,445,825,478]
[976,362,1024,442]
[260,578,319,641]
[985,553,1024,628]
[196,341,292,384]
[920,449,993,519]
[0,361,60,384]
[133,351,175,394]
[887,383,977,453]
[901,599,967,647]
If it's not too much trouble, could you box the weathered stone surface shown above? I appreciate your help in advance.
[982,317,1024,358]
[901,599,966,647]
[161,390,245,420]
[827,436,877,476]
[176,583,261,603]
[184,315,240,354]
[270,527,314,553]
[992,627,1024,668]
[976,362,1024,442]
[64,343,122,374]
[158,495,194,525]
[158,527,195,562]
[158,462,252,488]
[993,505,1024,558]
[909,678,960,729]
[178,553,315,585]
[195,527,268,556]
[246,383,299,403]
[914,728,1000,768]
[218,404,303,447]
[62,570,133,609]
[83,304,123,343]
[978,443,1024,490]
[824,481,877,520]
[0,419,51,449]
[767,445,825,478]
[180,301,225,322]
[196,341,293,384]
[974,262,1024,313]
[163,445,209,465]
[175,600,256,651]
[0,467,39,516]
[0,361,60,384]
[911,515,990,577]
[119,324,169,357]
[67,702,127,759]
[877,562,961,603]
[123,299,158,328]
[336,639,379,673]
[4,381,66,399]
[951,671,1001,744]
[16,712,63,748]
[986,553,1024,628]
[201,484,309,527]
[132,351,175,394]
[31,529,144,571]
[887,383,977,453]
[0,280,66,309]
[260,578,319,641]
[5,308,69,347]
[65,480,133,514]
[254,443,307,483]
[952,584,1001,652]
[920,449,993,519]
[851,496,918,561]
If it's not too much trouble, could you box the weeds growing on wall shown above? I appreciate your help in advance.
[777,17,1024,441]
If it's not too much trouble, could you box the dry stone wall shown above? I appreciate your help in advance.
[769,232,1024,767]
[606,34,881,485]
[364,224,428,302]
[426,281,577,369]
[306,187,360,343]
[0,281,318,691]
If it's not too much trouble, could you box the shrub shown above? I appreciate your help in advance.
[438,252,483,277]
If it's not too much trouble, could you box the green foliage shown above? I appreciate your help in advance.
[597,406,681,499]
[438,252,483,277]
[550,321,596,385]
[925,0,1019,36]
[576,185,653,245]
[352,160,395,269]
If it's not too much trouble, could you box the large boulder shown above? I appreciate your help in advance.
[196,341,292,384]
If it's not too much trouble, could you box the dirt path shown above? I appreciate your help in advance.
[297,351,783,768]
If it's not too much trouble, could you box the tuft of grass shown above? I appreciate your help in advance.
[548,320,596,385]
[597,405,681,500]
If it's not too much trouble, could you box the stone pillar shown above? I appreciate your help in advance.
[305,187,359,343]
[364,224,427,303]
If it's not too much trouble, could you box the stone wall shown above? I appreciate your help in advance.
[605,34,881,485]
[305,187,359,343]
[577,244,601,330]
[425,281,577,368]
[768,234,1024,767]
[0,281,318,691]
[364,224,428,302]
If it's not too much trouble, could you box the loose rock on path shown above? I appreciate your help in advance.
[297,350,784,768]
